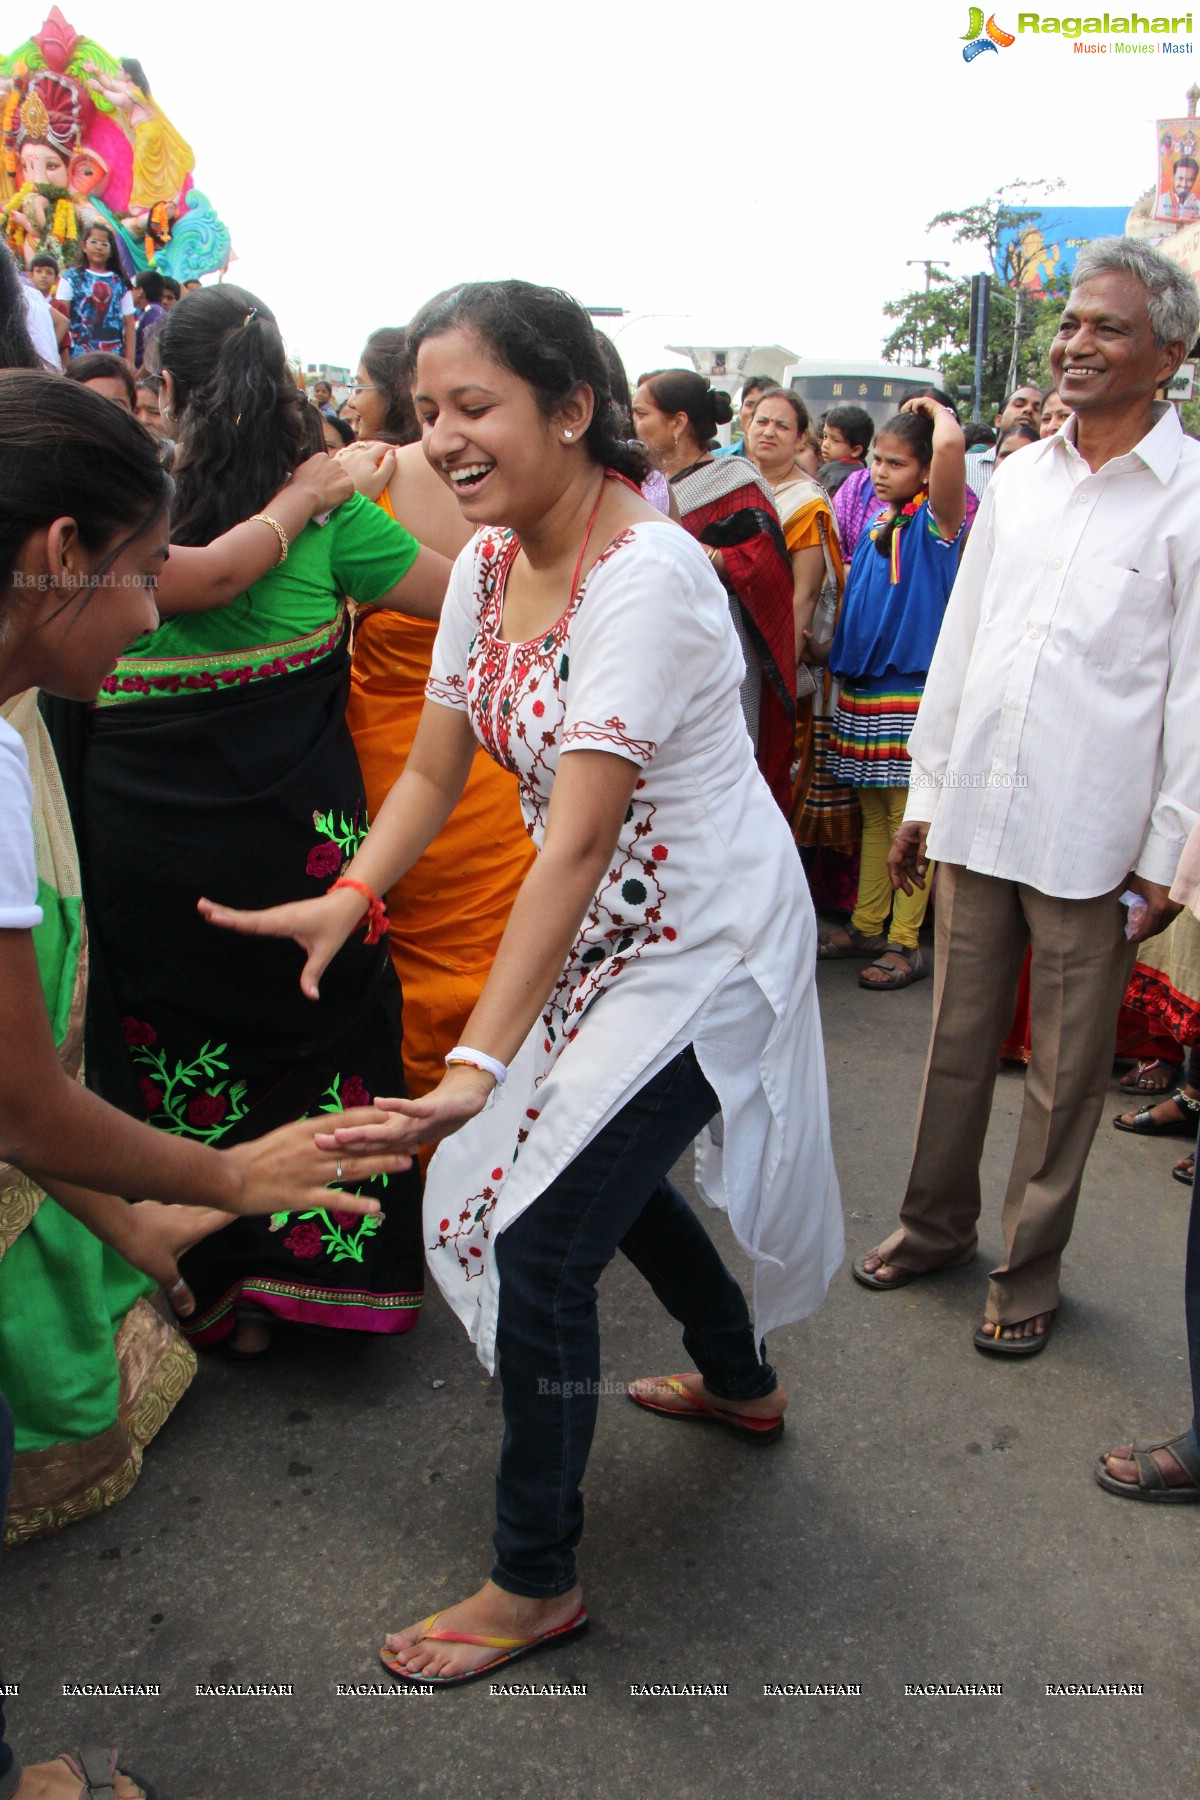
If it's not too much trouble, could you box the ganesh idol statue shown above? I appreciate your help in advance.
[1,6,230,281]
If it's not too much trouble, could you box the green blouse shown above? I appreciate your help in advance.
[99,494,419,706]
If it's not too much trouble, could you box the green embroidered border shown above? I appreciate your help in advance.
[96,606,347,707]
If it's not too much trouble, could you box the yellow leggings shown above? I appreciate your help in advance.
[850,787,933,950]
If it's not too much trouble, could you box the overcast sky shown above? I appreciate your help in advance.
[23,0,1197,375]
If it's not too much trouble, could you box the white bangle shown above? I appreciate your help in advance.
[445,1045,508,1086]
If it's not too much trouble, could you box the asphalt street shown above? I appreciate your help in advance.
[4,948,1197,1799]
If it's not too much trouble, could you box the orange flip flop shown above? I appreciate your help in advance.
[380,1604,589,1688]
[627,1375,784,1444]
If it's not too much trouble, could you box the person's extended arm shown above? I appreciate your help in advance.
[325,748,641,1154]
[155,454,355,615]
[904,395,965,541]
[367,545,453,620]
[198,699,481,998]
[0,930,405,1212]
[123,313,136,368]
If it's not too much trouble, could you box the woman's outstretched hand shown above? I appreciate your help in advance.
[315,1068,495,1158]
[197,887,367,1000]
[223,1109,412,1214]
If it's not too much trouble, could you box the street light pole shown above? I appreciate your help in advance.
[906,259,950,366]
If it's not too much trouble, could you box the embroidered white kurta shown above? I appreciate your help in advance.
[423,519,843,1371]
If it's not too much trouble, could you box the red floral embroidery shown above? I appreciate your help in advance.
[186,1092,227,1129]
[329,1210,361,1229]
[561,717,657,761]
[284,1221,324,1258]
[306,842,343,878]
[122,1016,157,1046]
[138,1075,163,1114]
[339,1075,371,1108]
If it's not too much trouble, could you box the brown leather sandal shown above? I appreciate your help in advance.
[859,944,928,990]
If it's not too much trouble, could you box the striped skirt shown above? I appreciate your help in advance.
[826,679,924,788]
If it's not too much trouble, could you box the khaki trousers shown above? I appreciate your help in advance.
[876,863,1136,1324]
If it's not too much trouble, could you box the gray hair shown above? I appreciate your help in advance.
[1070,236,1200,350]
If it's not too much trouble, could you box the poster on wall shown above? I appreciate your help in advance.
[1153,117,1200,225]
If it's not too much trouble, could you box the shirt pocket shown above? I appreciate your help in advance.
[1059,558,1163,673]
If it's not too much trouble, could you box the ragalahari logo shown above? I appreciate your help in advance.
[962,8,1017,58]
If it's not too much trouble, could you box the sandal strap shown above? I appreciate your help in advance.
[1134,1433,1200,1487]
[1171,1089,1200,1117]
[64,1747,117,1797]
[1131,1447,1168,1491]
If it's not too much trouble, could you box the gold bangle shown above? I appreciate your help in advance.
[706,546,719,563]
[249,513,289,565]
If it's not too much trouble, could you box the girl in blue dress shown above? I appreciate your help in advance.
[815,396,966,989]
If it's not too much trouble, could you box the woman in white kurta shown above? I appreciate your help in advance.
[203,281,842,1686]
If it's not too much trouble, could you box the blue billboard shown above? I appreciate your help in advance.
[997,206,1130,292]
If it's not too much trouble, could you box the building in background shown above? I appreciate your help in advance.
[781,359,944,433]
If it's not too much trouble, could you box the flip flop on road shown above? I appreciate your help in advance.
[380,1606,589,1689]
[973,1310,1057,1357]
[627,1375,785,1443]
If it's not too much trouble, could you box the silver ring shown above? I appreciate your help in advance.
[335,1160,343,1183]
[168,1279,188,1295]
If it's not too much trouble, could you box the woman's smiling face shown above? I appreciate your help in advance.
[413,327,571,529]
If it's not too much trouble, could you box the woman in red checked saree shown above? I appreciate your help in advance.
[630,369,797,814]
[43,287,451,1358]
[202,283,842,1686]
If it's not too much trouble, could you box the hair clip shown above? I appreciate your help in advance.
[244,307,258,325]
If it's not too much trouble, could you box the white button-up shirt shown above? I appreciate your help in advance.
[905,404,1200,897]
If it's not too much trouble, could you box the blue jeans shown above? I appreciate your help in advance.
[1186,1121,1199,1464]
[0,1389,17,1799]
[490,1045,776,1598]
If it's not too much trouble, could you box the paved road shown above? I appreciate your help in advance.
[5,952,1197,1798]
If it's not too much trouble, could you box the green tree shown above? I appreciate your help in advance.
[883,180,1073,418]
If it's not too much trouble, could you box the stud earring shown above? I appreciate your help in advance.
[563,429,574,440]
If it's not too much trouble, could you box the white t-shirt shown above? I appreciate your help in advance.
[0,714,43,928]
[21,285,62,372]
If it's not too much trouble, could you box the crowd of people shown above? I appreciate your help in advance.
[0,229,1198,1788]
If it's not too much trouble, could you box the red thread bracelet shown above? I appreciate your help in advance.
[330,876,388,944]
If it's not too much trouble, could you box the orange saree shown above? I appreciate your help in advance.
[347,495,533,1119]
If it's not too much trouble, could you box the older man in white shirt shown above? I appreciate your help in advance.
[852,238,1200,1357]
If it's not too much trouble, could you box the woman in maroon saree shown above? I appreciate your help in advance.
[632,370,796,813]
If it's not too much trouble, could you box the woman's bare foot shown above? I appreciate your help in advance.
[380,1579,584,1682]
[17,1755,147,1798]
[1116,1058,1180,1094]
[627,1373,787,1419]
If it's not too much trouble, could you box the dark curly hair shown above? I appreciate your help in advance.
[159,284,307,545]
[404,280,648,484]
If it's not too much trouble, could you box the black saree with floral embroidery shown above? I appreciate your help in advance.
[43,622,425,1347]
